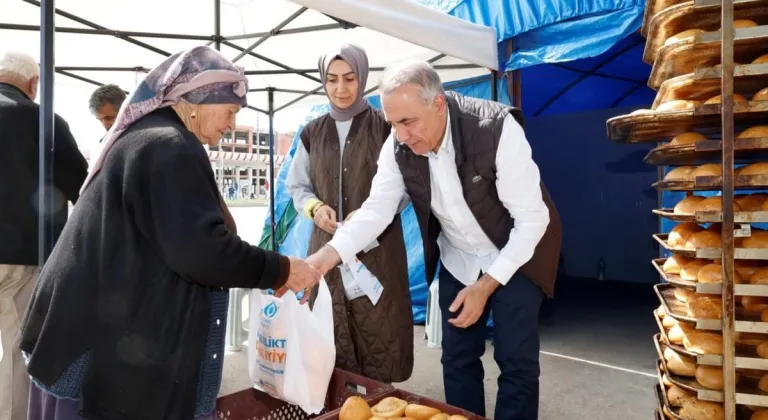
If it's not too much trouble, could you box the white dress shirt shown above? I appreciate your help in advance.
[328,108,550,286]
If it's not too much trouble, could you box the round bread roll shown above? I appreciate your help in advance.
[671,132,707,146]
[674,196,706,214]
[736,260,764,279]
[670,222,704,247]
[405,404,442,420]
[754,54,768,64]
[757,341,768,358]
[736,194,768,211]
[371,397,408,418]
[695,196,741,213]
[683,330,723,355]
[664,29,705,46]
[742,295,768,312]
[693,163,722,177]
[685,231,722,250]
[738,126,768,139]
[695,365,727,390]
[750,268,768,285]
[664,255,694,274]
[663,313,679,329]
[340,397,372,420]
[674,285,697,301]
[697,263,744,284]
[743,231,768,248]
[754,87,768,102]
[666,166,697,181]
[738,162,768,176]
[687,295,722,319]
[428,414,450,420]
[704,93,748,105]
[668,384,695,406]
[760,374,768,393]
[657,99,699,112]
[751,410,768,420]
[678,398,725,420]
[665,347,697,376]
[733,19,758,28]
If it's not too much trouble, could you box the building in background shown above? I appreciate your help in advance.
[209,125,293,200]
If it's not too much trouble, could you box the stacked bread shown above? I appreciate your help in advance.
[340,396,470,420]
[672,193,768,214]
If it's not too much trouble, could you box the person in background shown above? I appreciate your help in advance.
[18,46,320,420]
[285,44,414,384]
[88,83,126,134]
[0,50,88,420]
[304,60,562,420]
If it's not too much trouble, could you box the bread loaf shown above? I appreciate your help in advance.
[754,87,768,102]
[405,404,442,420]
[693,163,722,177]
[736,260,764,279]
[683,330,723,355]
[666,166,697,181]
[663,313,679,329]
[737,126,768,139]
[742,295,768,312]
[371,397,408,418]
[657,99,699,112]
[738,162,768,177]
[675,286,696,302]
[704,93,748,104]
[750,268,768,285]
[671,132,707,146]
[736,194,768,211]
[695,196,741,213]
[697,263,744,284]
[664,29,705,46]
[736,332,767,347]
[763,308,768,323]
[669,324,688,344]
[687,295,722,319]
[743,231,768,248]
[668,384,695,406]
[760,374,768,393]
[674,196,706,214]
[665,347,697,376]
[448,416,469,420]
[670,222,704,248]
[751,410,768,420]
[678,398,725,420]
[695,365,739,390]
[754,54,768,64]
[339,397,372,420]
[664,255,694,274]
[428,415,450,420]
[733,19,758,28]
[757,341,768,358]
[685,231,722,250]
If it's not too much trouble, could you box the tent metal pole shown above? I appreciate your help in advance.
[38,0,55,266]
[231,7,307,63]
[274,86,325,113]
[222,40,322,84]
[490,70,498,102]
[23,0,172,57]
[222,23,341,41]
[268,88,277,251]
[243,64,479,75]
[249,88,324,95]
[0,22,213,40]
[55,66,150,72]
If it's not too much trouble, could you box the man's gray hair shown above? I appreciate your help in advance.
[378,59,444,105]
[0,51,39,83]
[88,84,127,115]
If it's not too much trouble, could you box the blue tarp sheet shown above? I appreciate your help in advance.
[262,0,657,324]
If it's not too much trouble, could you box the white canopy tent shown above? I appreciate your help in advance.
[1,0,498,152]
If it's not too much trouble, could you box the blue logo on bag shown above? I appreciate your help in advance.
[263,301,279,318]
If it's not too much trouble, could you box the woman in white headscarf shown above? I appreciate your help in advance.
[286,44,414,383]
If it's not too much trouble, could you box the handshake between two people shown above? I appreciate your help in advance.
[274,245,342,304]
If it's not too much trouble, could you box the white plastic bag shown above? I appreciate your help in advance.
[248,279,335,414]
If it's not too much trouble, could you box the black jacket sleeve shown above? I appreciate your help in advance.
[133,136,290,290]
[52,115,88,203]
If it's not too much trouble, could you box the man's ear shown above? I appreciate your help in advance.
[434,93,447,115]
[28,75,39,101]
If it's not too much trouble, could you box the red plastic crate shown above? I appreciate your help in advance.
[315,388,488,420]
[215,369,393,420]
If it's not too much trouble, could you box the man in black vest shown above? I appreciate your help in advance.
[306,60,561,420]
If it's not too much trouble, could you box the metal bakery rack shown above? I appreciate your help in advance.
[607,0,768,418]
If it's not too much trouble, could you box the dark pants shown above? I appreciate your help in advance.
[439,266,543,420]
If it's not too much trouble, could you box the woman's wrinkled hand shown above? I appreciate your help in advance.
[313,204,337,235]
[275,257,321,304]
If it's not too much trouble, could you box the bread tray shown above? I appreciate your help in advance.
[653,257,768,297]
[649,25,768,89]
[654,382,685,420]
[652,207,768,223]
[652,63,768,108]
[642,0,689,36]
[607,102,768,143]
[644,138,768,166]
[643,1,768,65]
[654,283,768,332]
[652,173,768,191]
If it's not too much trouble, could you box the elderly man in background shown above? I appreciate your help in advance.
[0,51,88,420]
[89,83,126,133]
[306,60,562,420]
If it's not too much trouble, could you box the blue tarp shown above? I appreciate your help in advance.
[262,0,657,324]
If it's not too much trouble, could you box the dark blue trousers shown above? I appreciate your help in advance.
[439,266,543,420]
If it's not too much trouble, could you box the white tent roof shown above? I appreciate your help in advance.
[1,0,496,151]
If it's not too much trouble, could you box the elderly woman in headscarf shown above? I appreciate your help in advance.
[18,46,320,420]
[286,44,413,384]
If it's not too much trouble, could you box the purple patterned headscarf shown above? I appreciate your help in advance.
[81,46,248,191]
